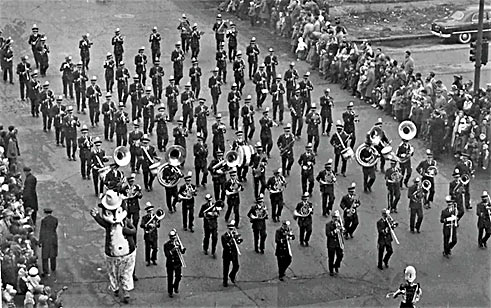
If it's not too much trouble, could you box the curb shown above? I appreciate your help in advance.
[352,33,436,43]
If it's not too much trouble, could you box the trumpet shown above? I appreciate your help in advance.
[172,228,187,268]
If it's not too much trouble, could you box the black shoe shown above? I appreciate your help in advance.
[279,276,285,281]
[484,242,488,248]
[146,262,151,266]
[329,272,335,276]
[204,249,208,255]
[229,276,236,284]
[152,260,157,265]
[377,265,383,270]
[72,156,77,161]
[255,248,259,253]
[384,262,389,268]
[349,233,354,239]
[183,227,188,231]
[334,267,339,273]
[68,157,72,161]
[304,241,309,247]
[133,275,139,281]
[212,253,216,258]
[113,290,119,296]
[174,287,179,294]
[169,293,174,298]
[190,228,194,233]
[260,249,264,254]
[416,229,420,233]
[410,230,415,234]
[223,282,228,287]
[443,251,449,258]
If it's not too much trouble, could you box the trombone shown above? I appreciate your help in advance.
[172,228,187,268]
[385,213,400,245]
[144,209,166,230]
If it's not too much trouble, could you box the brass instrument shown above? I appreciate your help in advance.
[203,201,223,218]
[249,204,268,221]
[270,175,287,193]
[253,158,268,177]
[424,165,438,177]
[421,179,432,191]
[385,213,400,245]
[230,229,242,256]
[211,159,227,174]
[227,177,243,195]
[283,225,295,257]
[144,209,166,230]
[180,183,197,200]
[157,163,184,188]
[280,138,295,156]
[114,146,131,166]
[448,202,458,241]
[320,170,336,185]
[410,186,425,203]
[294,201,313,218]
[172,228,187,268]
[126,184,142,199]
[225,150,241,168]
[83,136,93,149]
[389,168,402,183]
[370,126,392,154]
[346,194,360,216]
[398,121,417,141]
[355,143,380,168]
[334,218,345,250]
[460,174,471,185]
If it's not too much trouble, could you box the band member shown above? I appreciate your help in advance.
[114,103,130,146]
[190,23,202,59]
[134,47,147,86]
[233,50,246,93]
[2,38,14,84]
[212,114,226,157]
[298,72,313,112]
[396,137,414,187]
[224,168,244,228]
[28,24,41,68]
[441,196,458,258]
[270,74,285,124]
[388,266,422,308]
[221,220,242,287]
[231,129,248,181]
[165,76,179,121]
[241,96,255,142]
[195,98,209,141]
[27,69,41,117]
[129,74,144,120]
[173,117,188,149]
[37,36,50,77]
[253,64,267,108]
[128,120,143,172]
[86,76,102,127]
[264,48,278,89]
[216,42,227,83]
[62,106,80,161]
[277,124,295,176]
[251,142,267,198]
[325,210,344,276]
[266,168,286,222]
[212,14,227,50]
[316,160,336,216]
[298,143,315,195]
[294,193,313,246]
[111,28,124,65]
[385,158,402,213]
[140,203,161,266]
[208,67,222,115]
[371,118,391,172]
[342,102,358,148]
[177,14,191,53]
[155,105,169,152]
[178,171,197,232]
[199,194,221,257]
[283,62,299,101]
[181,83,195,132]
[340,183,360,239]
[141,86,156,135]
[73,62,88,113]
[149,59,164,100]
[16,55,31,101]
[416,149,437,208]
[361,133,378,192]
[247,194,268,253]
[103,162,125,192]
[39,81,54,131]
[101,93,117,141]
[330,121,350,176]
[116,61,130,104]
[246,37,260,80]
[90,137,108,196]
[149,26,161,62]
[125,173,143,241]
[79,33,92,71]
[140,134,158,192]
[191,134,208,188]
[289,88,303,138]
[228,83,241,130]
[208,149,227,201]
[275,220,294,281]
[164,229,186,298]
[77,125,93,179]
[171,42,185,85]
[408,177,424,233]
[454,152,473,210]
[320,89,334,136]
[189,58,202,97]
[449,169,466,221]
[377,209,398,270]
[165,166,183,214]
[259,108,274,157]
[103,53,115,93]
[226,23,238,61]
[59,56,74,99]
[477,191,491,248]
[306,104,321,154]
[52,95,65,146]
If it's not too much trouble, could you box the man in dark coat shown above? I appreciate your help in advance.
[39,208,58,276]
[22,166,38,224]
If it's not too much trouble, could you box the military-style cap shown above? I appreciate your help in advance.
[302,192,309,199]
[141,134,150,142]
[348,182,356,191]
[184,171,192,179]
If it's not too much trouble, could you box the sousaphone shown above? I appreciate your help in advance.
[398,121,417,141]
[114,146,131,166]
[157,145,186,187]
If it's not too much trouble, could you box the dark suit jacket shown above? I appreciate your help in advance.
[39,215,58,258]
[23,173,38,210]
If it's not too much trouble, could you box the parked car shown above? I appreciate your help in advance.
[431,6,491,44]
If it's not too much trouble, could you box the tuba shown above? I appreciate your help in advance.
[355,143,379,168]
[225,150,241,168]
[165,145,186,167]
[398,120,417,141]
[114,146,131,166]
[156,146,186,187]
[422,179,432,191]
[461,174,471,185]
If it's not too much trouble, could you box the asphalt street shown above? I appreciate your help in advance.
[0,0,490,307]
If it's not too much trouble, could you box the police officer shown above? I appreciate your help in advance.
[283,62,299,101]
[171,42,185,85]
[476,191,491,248]
[199,194,220,257]
[101,93,116,141]
[233,51,246,93]
[216,42,227,84]
[208,67,222,115]
[275,220,294,281]
[16,55,31,101]
[181,83,195,132]
[224,168,244,228]
[193,133,208,187]
[140,204,160,266]
[73,62,88,114]
[149,59,164,99]
[149,27,161,62]
[208,150,227,201]
[293,192,313,246]
[270,74,285,124]
[129,74,144,120]
[289,88,303,139]
[441,196,458,258]
[189,58,202,97]
[267,168,286,222]
[385,158,402,213]
[62,106,80,161]
[228,83,241,130]
[325,210,344,276]
[247,194,268,253]
[340,183,359,239]
[103,52,115,93]
[316,159,336,217]
[111,28,124,65]
[128,120,143,172]
[195,98,209,141]
[408,177,424,233]
[211,114,226,157]
[221,220,242,287]
[134,46,147,86]
[140,134,158,191]
[141,86,156,135]
[114,103,129,146]
[178,171,197,232]
[86,76,102,127]
[320,88,333,136]
[77,125,93,179]
[246,37,259,80]
[305,104,321,154]
[79,33,92,71]
[377,209,396,270]
[259,108,274,157]
[90,137,108,196]
[241,96,255,141]
[342,102,358,148]
[155,105,169,152]
[163,229,186,298]
[277,123,295,176]
[59,56,74,99]
[115,61,130,104]
[298,143,315,195]
[166,76,179,121]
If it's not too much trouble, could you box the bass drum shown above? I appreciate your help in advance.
[237,145,255,167]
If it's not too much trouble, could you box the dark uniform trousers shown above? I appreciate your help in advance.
[301,171,314,195]
[182,200,194,229]
[410,206,423,232]
[291,115,303,137]
[79,149,91,178]
[142,167,155,190]
[277,255,291,278]
[145,237,158,262]
[297,216,312,244]
[343,213,359,237]
[399,161,412,186]
[270,192,284,220]
[224,194,240,227]
[334,153,347,175]
[387,183,401,211]
[253,175,266,199]
[212,179,226,201]
[327,247,343,273]
[443,226,457,255]
[222,256,239,285]
[42,258,57,275]
[321,185,335,216]
[195,166,207,186]
[65,136,77,159]
[281,153,294,175]
[378,242,393,268]
[92,169,103,195]
[203,220,218,254]
[363,166,376,191]
[166,266,182,295]
[165,186,179,212]
[252,222,267,252]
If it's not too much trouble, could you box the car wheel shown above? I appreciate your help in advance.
[458,33,471,44]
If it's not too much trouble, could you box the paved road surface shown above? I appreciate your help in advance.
[0,0,490,307]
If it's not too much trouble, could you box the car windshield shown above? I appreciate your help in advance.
[449,11,465,20]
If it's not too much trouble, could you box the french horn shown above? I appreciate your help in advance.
[398,120,417,141]
[114,146,131,167]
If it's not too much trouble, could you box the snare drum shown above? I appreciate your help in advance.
[380,146,393,158]
[237,145,255,167]
[341,147,354,160]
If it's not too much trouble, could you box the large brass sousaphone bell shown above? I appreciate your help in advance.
[165,145,186,167]
[156,145,186,187]
[398,121,417,141]
[225,150,241,168]
[114,146,131,166]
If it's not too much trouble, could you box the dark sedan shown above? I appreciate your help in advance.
[431,6,491,43]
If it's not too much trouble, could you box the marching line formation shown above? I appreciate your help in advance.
[1,10,490,308]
